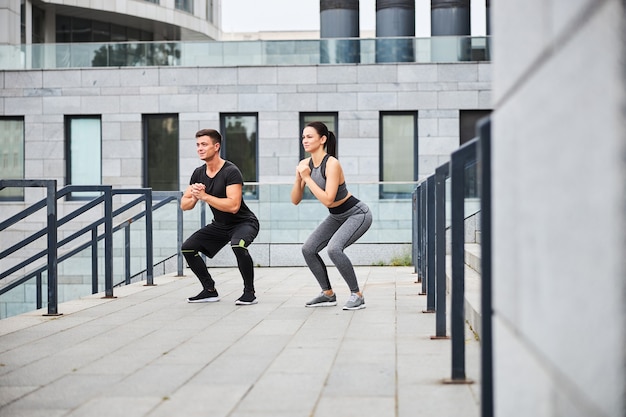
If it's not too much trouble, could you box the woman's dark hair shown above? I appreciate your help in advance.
[195,128,222,145]
[306,121,337,158]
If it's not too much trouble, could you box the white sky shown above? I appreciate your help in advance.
[221,0,487,36]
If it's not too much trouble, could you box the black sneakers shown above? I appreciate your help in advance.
[187,288,220,303]
[235,291,258,305]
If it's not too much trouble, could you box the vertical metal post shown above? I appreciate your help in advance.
[419,182,427,294]
[450,148,466,380]
[124,225,131,285]
[424,175,436,312]
[479,118,493,417]
[415,186,422,280]
[412,187,418,274]
[91,228,98,293]
[44,180,59,316]
[433,163,449,338]
[200,202,206,262]
[103,186,114,298]
[446,143,475,384]
[36,273,42,310]
[176,192,184,276]
[144,190,154,286]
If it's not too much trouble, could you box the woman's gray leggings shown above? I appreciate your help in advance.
[302,201,373,293]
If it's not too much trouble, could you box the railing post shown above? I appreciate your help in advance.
[446,141,476,384]
[419,182,427,295]
[479,118,493,417]
[91,228,98,293]
[176,192,184,277]
[412,187,419,276]
[433,162,450,339]
[36,272,43,310]
[424,175,436,313]
[144,190,154,286]
[103,186,114,298]
[124,225,131,285]
[44,180,60,316]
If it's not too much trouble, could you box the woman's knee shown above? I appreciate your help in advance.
[326,244,345,262]
[301,242,317,259]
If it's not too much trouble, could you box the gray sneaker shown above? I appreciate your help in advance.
[343,293,366,310]
[305,292,337,307]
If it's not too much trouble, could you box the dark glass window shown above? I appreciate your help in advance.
[380,112,418,199]
[0,117,25,201]
[221,114,258,199]
[460,110,491,145]
[55,16,153,43]
[460,110,491,197]
[143,115,180,191]
[175,0,193,13]
[299,113,338,160]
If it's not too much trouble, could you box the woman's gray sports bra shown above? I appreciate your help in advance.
[308,154,349,202]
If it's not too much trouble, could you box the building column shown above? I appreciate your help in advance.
[320,0,360,63]
[375,0,415,63]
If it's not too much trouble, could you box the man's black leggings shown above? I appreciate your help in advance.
[181,220,259,293]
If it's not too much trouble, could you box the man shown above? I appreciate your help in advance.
[181,128,259,305]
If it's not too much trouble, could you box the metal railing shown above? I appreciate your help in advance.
[0,36,491,70]
[0,182,183,317]
[412,117,492,415]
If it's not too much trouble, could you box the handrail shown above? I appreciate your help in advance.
[0,183,183,317]
[412,121,492,386]
[0,179,59,315]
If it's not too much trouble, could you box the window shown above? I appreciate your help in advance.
[380,112,418,199]
[221,114,258,198]
[460,110,491,197]
[175,0,193,13]
[299,113,338,199]
[299,113,338,160]
[143,115,179,191]
[460,110,491,145]
[0,117,25,201]
[207,0,214,21]
[65,116,102,198]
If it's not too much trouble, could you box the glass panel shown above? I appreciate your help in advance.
[222,114,258,198]
[68,117,101,198]
[144,115,179,191]
[1,36,492,70]
[0,118,25,200]
[381,113,417,198]
[175,0,193,13]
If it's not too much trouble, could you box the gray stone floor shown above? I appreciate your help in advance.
[0,266,480,417]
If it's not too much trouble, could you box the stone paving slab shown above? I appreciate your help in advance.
[0,266,480,417]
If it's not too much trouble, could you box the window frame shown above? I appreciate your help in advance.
[298,112,339,160]
[0,116,25,202]
[142,113,180,192]
[220,113,259,200]
[65,115,102,200]
[379,111,418,199]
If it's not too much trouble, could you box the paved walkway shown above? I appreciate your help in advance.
[0,266,480,417]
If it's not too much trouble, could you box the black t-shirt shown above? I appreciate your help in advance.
[189,161,257,226]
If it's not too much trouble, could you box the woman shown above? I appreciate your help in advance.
[291,121,373,310]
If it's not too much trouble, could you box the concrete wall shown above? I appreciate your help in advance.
[491,1,625,416]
